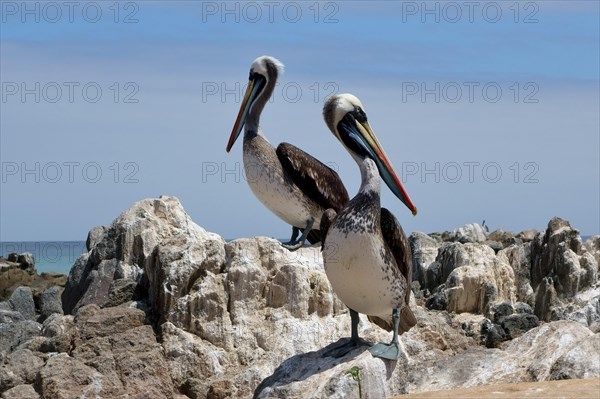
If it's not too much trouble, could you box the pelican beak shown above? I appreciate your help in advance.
[226,76,263,152]
[341,116,418,215]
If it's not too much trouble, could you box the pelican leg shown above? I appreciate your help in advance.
[282,227,300,245]
[282,219,314,251]
[322,309,368,358]
[369,308,401,360]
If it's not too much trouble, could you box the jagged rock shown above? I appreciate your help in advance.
[549,334,600,380]
[146,229,226,328]
[16,253,35,269]
[160,321,229,397]
[0,310,24,324]
[487,229,519,248]
[63,195,227,325]
[30,304,178,398]
[548,288,600,331]
[482,318,507,348]
[104,278,138,307]
[63,258,117,314]
[499,313,540,339]
[412,321,597,393]
[534,277,559,321]
[74,304,146,340]
[86,225,107,252]
[425,290,447,310]
[61,253,93,314]
[483,302,539,346]
[0,349,44,392]
[0,320,42,354]
[424,261,444,292]
[530,217,587,298]
[554,248,589,297]
[517,229,538,242]
[429,243,464,289]
[0,266,34,301]
[8,287,35,320]
[409,232,440,288]
[578,252,598,290]
[583,235,600,266]
[444,244,516,314]
[114,261,143,282]
[489,302,514,322]
[453,313,486,342]
[486,240,504,253]
[39,313,76,353]
[0,255,67,304]
[514,302,534,314]
[37,286,63,322]
[500,243,534,305]
[453,223,487,243]
[1,384,40,399]
[37,352,104,398]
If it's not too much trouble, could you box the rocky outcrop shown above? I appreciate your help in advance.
[0,283,64,326]
[410,232,441,289]
[0,255,66,301]
[1,198,598,399]
[453,223,487,243]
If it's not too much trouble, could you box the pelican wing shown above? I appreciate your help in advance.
[380,207,417,333]
[276,142,349,212]
[380,207,412,302]
[319,209,337,250]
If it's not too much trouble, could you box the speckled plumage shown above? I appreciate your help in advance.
[323,158,412,321]
[321,94,417,341]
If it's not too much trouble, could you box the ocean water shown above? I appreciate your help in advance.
[0,241,87,276]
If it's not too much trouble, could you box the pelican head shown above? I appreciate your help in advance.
[323,93,417,215]
[226,56,284,152]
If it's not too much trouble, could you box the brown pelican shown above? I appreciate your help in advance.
[226,56,349,250]
[320,93,418,360]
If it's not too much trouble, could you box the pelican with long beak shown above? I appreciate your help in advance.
[226,56,349,250]
[320,93,418,360]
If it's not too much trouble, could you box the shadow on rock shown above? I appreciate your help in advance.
[254,338,392,398]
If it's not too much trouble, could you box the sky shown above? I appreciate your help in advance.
[0,0,599,242]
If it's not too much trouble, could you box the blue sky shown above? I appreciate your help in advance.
[1,1,599,241]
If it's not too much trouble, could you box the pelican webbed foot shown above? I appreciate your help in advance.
[322,309,369,358]
[323,337,369,358]
[369,341,400,360]
[281,219,314,251]
[369,308,401,360]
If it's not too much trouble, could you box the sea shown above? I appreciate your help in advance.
[1,236,596,276]
[0,241,87,275]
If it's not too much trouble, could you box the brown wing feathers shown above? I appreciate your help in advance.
[276,142,349,212]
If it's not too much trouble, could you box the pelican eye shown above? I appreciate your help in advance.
[353,107,368,123]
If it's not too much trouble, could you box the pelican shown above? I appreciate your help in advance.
[226,56,349,250]
[320,93,418,360]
